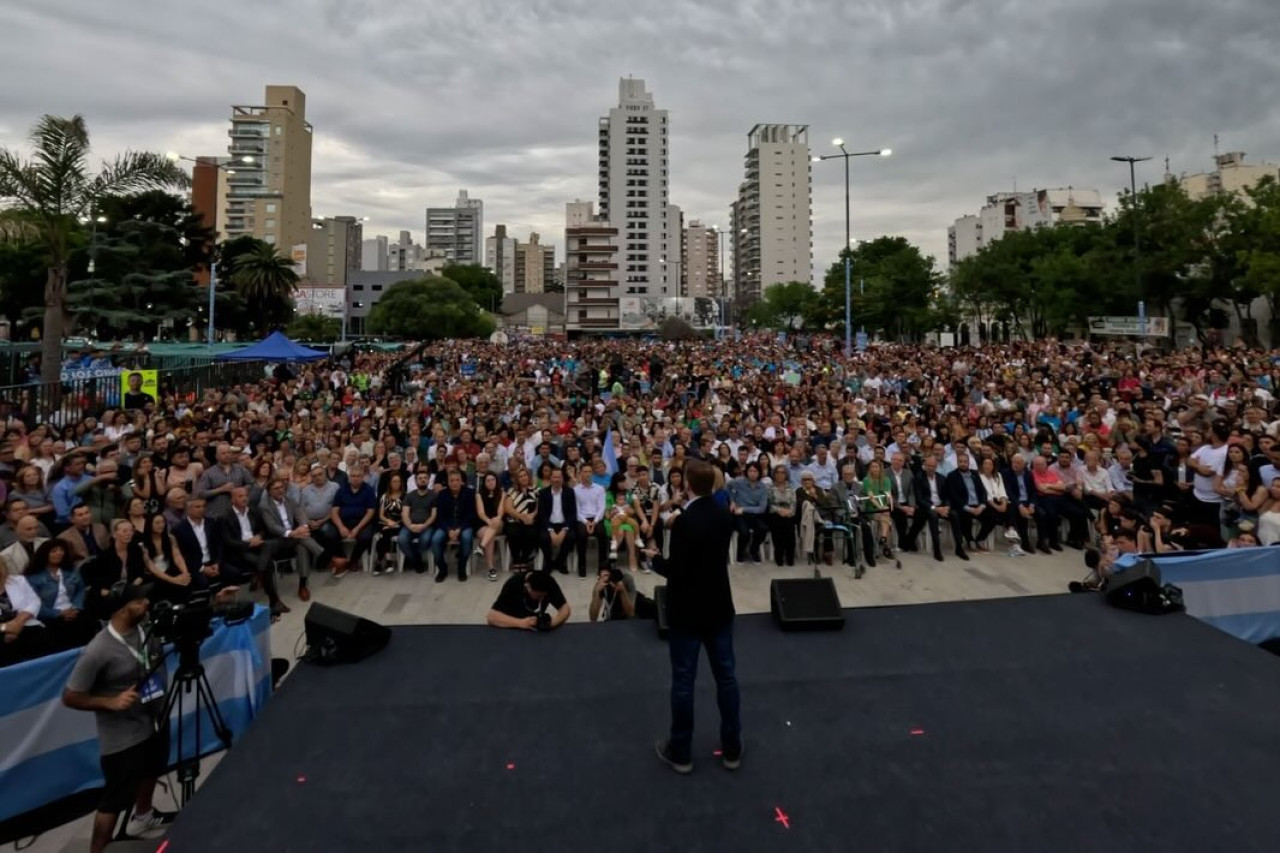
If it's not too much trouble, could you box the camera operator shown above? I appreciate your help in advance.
[486,569,571,631]
[588,562,636,622]
[62,582,171,852]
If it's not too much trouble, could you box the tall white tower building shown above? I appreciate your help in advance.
[598,78,671,298]
[733,124,812,302]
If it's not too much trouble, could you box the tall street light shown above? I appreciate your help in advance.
[166,151,255,346]
[1111,155,1152,336]
[814,140,891,357]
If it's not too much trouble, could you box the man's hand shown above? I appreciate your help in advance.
[937,506,950,518]
[290,527,310,539]
[202,564,220,578]
[594,576,608,595]
[520,616,539,631]
[337,525,352,539]
[61,608,79,621]
[173,574,192,587]
[448,529,459,542]
[248,535,264,548]
[902,505,916,517]
[584,521,595,535]
[110,688,139,712]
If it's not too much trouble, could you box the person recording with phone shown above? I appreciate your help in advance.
[588,562,635,622]
[486,568,572,631]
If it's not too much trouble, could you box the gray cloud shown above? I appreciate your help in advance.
[2,0,1277,275]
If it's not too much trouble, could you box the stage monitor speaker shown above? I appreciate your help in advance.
[770,578,845,631]
[654,585,670,640]
[304,603,391,664]
[1105,559,1179,614]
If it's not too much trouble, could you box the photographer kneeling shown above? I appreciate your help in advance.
[486,569,571,631]
[61,582,171,852]
[588,562,636,622]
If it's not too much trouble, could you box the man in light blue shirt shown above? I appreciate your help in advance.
[51,452,92,525]
[727,463,770,563]
[807,445,839,490]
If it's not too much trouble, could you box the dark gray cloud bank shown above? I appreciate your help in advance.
[2,0,1277,274]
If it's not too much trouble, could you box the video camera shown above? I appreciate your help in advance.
[533,611,553,633]
[150,589,254,649]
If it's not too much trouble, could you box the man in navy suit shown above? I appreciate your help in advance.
[645,460,742,775]
[537,467,577,575]
[1001,454,1038,553]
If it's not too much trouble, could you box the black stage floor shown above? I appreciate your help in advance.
[166,595,1280,852]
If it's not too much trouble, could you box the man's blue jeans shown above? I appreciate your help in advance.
[668,622,741,764]
[398,526,433,570]
[430,527,475,576]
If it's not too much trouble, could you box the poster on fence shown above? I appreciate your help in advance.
[120,369,158,409]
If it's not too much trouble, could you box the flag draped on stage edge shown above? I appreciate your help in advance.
[603,428,619,475]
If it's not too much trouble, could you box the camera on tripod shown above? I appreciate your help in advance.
[534,612,553,632]
[150,590,254,650]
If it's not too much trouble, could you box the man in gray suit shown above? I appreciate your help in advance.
[260,477,324,603]
[887,452,917,551]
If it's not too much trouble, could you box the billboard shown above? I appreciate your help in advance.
[1087,316,1170,336]
[291,243,308,276]
[618,296,724,331]
[295,286,346,319]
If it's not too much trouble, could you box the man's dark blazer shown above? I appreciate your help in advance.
[651,495,735,633]
[217,507,268,572]
[1001,468,1038,507]
[536,485,578,530]
[944,468,989,511]
[913,470,947,509]
[173,516,226,572]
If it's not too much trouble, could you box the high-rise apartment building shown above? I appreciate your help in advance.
[681,220,720,298]
[947,188,1104,266]
[514,233,555,294]
[599,78,671,297]
[223,85,313,255]
[304,216,363,286]
[733,124,812,303]
[426,190,483,265]
[485,224,517,293]
[564,200,620,332]
[362,235,389,272]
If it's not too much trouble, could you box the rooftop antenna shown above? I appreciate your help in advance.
[1213,133,1220,157]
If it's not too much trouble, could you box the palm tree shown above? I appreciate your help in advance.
[231,241,300,330]
[0,115,188,385]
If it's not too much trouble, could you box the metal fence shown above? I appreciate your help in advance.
[0,361,269,428]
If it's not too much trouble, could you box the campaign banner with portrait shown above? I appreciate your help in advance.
[120,368,159,410]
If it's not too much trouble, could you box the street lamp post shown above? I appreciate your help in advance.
[711,225,731,339]
[815,141,891,357]
[1111,155,1152,337]
[166,152,255,346]
[78,209,108,336]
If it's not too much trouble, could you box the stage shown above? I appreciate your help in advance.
[165,594,1280,852]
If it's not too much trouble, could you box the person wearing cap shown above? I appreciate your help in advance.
[63,581,172,851]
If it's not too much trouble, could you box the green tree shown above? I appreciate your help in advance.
[1230,176,1280,344]
[366,276,496,340]
[64,190,213,339]
[0,239,45,337]
[0,115,188,384]
[820,237,944,342]
[231,241,299,331]
[748,281,819,330]
[441,263,503,311]
[287,312,342,342]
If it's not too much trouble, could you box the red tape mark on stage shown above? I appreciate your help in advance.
[774,807,791,829]
[506,763,516,770]
[910,728,925,736]
[157,842,170,853]
[296,775,307,783]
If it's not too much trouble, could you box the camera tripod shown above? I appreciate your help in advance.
[143,638,234,806]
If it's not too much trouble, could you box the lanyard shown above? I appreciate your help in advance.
[107,623,150,671]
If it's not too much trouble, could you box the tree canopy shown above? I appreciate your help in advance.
[366,276,496,340]
[441,263,503,312]
[0,114,188,382]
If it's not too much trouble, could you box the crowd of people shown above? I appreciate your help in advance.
[2,333,1279,661]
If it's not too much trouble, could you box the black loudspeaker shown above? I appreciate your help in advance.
[304,603,391,664]
[770,578,845,631]
[654,585,670,639]
[1105,559,1180,614]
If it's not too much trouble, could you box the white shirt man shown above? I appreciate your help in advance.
[189,516,211,564]
[574,477,606,525]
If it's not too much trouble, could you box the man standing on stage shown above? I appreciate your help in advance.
[644,459,741,774]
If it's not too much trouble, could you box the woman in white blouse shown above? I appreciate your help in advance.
[0,553,47,665]
[978,457,1019,548]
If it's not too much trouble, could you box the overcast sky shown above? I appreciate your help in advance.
[2,0,1278,277]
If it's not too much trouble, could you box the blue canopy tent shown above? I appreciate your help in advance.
[214,331,328,363]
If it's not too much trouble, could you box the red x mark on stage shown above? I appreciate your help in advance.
[774,807,791,829]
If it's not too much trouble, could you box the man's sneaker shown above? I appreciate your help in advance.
[126,809,167,839]
[654,740,692,774]
[1003,527,1021,542]
[722,741,744,770]
[487,568,498,582]
[474,546,484,557]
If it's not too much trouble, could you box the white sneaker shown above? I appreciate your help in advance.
[126,810,167,839]
[1003,527,1020,542]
